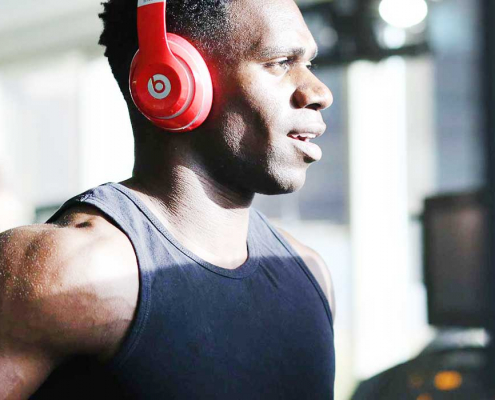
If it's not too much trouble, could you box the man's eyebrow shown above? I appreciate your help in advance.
[257,46,319,60]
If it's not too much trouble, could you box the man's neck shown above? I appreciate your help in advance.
[120,165,254,270]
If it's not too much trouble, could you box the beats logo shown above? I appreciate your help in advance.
[148,74,172,100]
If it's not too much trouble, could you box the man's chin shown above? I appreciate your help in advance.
[257,186,302,196]
[254,172,307,196]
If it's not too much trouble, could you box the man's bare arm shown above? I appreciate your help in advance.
[0,219,138,399]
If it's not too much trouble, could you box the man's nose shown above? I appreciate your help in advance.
[292,74,333,111]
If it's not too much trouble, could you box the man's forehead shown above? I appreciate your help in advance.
[228,0,316,58]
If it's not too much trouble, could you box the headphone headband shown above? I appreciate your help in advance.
[138,0,164,6]
[137,0,172,62]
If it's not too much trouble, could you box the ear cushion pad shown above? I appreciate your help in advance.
[130,33,213,132]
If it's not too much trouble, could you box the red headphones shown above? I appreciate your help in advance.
[129,0,213,132]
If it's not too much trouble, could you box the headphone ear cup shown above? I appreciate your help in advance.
[130,34,213,132]
[158,33,213,132]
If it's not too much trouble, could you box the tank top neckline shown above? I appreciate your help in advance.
[106,182,261,279]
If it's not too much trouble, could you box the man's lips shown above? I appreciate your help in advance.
[287,133,318,142]
[286,124,326,161]
[287,124,327,142]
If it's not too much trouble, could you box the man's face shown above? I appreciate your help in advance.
[192,0,333,196]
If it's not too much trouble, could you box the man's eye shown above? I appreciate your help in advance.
[266,59,293,70]
[265,59,318,72]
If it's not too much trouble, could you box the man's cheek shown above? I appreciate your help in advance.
[243,84,281,117]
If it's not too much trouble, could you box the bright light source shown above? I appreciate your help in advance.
[379,0,428,29]
[381,25,407,49]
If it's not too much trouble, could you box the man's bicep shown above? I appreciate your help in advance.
[0,224,139,375]
[0,229,60,398]
[0,344,55,399]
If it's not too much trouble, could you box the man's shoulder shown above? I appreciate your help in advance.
[275,227,336,323]
[0,205,139,360]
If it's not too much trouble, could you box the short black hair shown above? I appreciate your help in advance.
[99,0,233,103]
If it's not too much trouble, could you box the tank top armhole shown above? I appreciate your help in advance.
[47,194,153,371]
[252,209,334,332]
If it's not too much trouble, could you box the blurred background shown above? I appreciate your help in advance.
[1,0,494,398]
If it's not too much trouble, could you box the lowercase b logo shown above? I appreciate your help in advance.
[148,74,172,100]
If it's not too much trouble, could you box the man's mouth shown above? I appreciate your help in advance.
[287,133,318,143]
[286,128,324,162]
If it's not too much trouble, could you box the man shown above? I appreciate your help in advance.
[0,0,335,398]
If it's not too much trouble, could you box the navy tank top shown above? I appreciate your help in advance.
[35,182,335,399]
